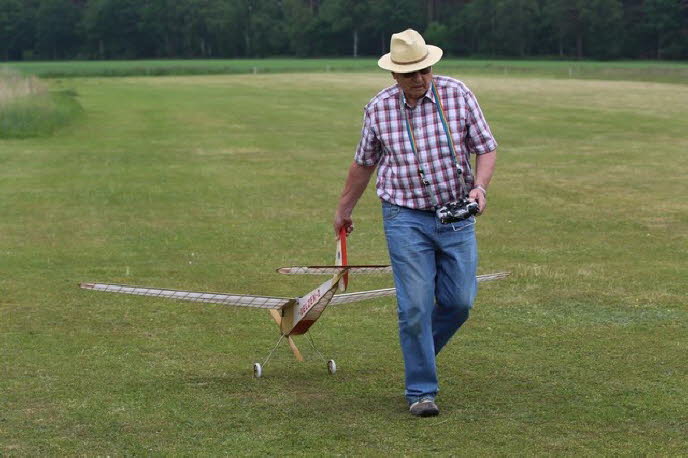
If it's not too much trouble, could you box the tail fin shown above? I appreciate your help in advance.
[336,228,348,291]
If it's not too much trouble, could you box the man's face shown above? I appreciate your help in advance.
[392,67,433,101]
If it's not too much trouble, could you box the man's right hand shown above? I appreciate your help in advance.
[333,211,354,239]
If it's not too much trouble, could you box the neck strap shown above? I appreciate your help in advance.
[400,80,471,207]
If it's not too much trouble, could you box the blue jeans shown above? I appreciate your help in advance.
[382,201,478,404]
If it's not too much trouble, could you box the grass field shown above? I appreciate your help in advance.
[1,67,687,454]
[4,58,688,84]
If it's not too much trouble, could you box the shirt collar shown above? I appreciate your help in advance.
[398,83,437,109]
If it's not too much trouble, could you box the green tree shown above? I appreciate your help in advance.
[369,0,426,55]
[460,0,499,55]
[204,0,245,57]
[2,0,688,61]
[542,0,623,59]
[0,0,21,60]
[283,0,320,56]
[581,0,624,59]
[644,0,684,58]
[36,0,83,59]
[495,0,539,56]
[82,0,142,59]
[424,21,451,53]
[137,0,193,57]
[320,0,373,57]
[248,0,288,57]
[620,0,649,58]
[187,0,216,57]
[541,0,584,57]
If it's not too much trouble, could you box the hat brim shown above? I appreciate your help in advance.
[377,45,443,73]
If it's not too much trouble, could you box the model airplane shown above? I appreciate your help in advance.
[80,229,509,377]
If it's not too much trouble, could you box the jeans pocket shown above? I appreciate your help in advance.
[382,202,400,220]
[438,215,476,233]
[450,216,476,232]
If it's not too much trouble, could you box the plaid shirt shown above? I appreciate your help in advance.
[355,76,497,210]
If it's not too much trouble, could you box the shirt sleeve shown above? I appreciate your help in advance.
[463,89,497,155]
[354,107,382,166]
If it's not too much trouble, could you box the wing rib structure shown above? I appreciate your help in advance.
[79,283,291,310]
[475,272,511,282]
[329,272,510,306]
[80,272,510,310]
[278,265,393,275]
[330,287,397,305]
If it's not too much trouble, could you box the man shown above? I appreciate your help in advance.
[333,29,497,417]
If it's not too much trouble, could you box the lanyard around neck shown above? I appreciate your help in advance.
[400,80,470,207]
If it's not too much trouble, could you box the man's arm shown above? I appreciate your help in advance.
[468,149,497,214]
[333,162,377,237]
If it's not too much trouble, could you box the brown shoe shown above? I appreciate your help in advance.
[409,398,440,417]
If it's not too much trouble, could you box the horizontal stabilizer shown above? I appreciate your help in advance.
[329,272,510,306]
[80,282,292,310]
[277,265,393,275]
[330,287,397,305]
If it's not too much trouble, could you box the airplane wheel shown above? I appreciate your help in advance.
[327,359,336,375]
[253,363,262,378]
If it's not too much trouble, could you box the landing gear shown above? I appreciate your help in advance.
[252,324,337,377]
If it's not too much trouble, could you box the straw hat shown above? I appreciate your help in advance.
[378,29,443,73]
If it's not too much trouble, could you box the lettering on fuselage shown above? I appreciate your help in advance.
[292,277,337,332]
[299,288,321,318]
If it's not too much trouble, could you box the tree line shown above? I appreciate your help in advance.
[1,0,687,61]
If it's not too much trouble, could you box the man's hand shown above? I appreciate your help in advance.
[334,211,354,238]
[468,187,487,215]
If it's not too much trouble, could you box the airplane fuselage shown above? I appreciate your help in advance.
[280,272,345,336]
